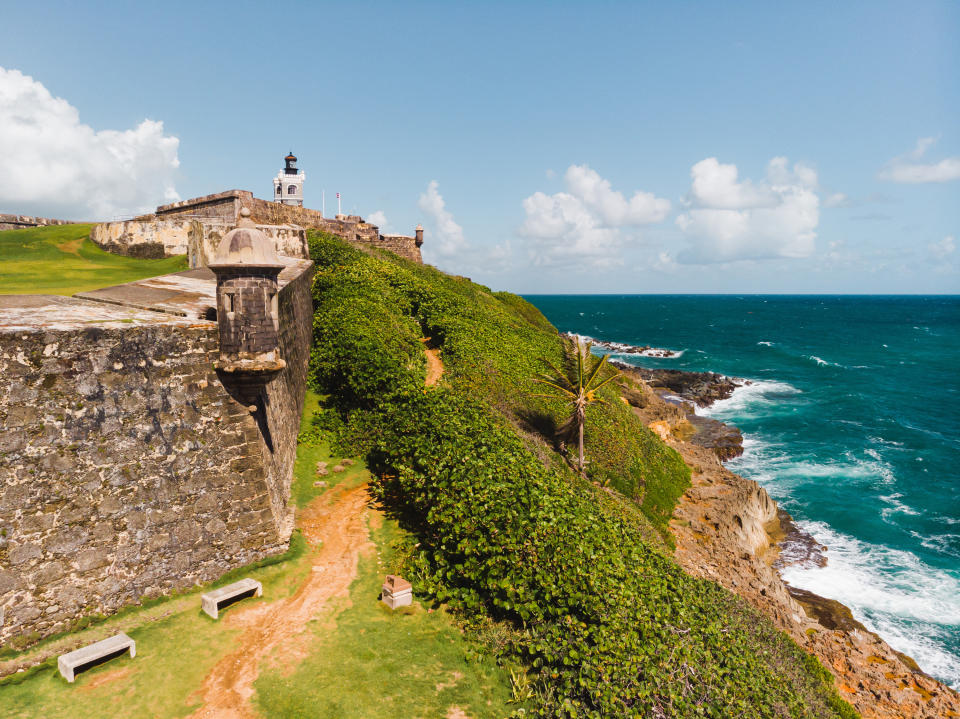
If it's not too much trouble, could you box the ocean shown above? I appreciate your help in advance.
[525,295,960,689]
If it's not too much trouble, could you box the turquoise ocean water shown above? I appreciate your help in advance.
[526,295,960,689]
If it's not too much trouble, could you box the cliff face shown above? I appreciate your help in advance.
[628,376,960,719]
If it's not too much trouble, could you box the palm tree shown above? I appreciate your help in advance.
[533,337,619,475]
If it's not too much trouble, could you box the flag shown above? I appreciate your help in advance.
[336,193,340,199]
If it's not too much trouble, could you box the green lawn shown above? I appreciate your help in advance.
[254,519,517,719]
[0,224,188,295]
[0,393,514,718]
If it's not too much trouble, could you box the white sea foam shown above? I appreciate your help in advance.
[909,530,960,558]
[806,354,846,368]
[698,379,801,421]
[879,492,921,521]
[757,341,775,346]
[781,520,960,688]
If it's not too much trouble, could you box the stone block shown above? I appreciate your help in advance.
[381,575,413,609]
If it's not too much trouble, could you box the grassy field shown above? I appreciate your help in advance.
[0,393,514,718]
[0,224,187,295]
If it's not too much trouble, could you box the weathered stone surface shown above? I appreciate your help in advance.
[0,261,313,645]
[0,214,75,231]
[154,190,423,263]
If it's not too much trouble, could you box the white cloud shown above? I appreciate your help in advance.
[824,192,850,208]
[518,164,670,267]
[418,180,466,257]
[367,210,390,232]
[675,157,820,263]
[879,137,960,183]
[928,235,956,260]
[0,67,180,220]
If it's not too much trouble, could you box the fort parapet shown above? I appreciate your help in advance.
[0,214,76,231]
[0,259,313,644]
[90,190,423,265]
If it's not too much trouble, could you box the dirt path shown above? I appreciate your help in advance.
[187,483,373,719]
[423,340,444,387]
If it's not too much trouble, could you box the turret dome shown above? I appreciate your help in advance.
[210,208,283,268]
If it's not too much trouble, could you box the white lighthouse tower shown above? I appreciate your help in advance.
[273,151,305,207]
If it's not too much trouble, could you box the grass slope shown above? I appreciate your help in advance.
[0,224,187,295]
[306,233,858,718]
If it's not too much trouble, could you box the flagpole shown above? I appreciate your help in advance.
[322,190,325,217]
[337,193,341,216]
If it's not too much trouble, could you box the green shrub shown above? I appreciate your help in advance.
[305,232,857,718]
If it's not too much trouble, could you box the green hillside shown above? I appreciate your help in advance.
[0,224,187,295]
[307,232,858,718]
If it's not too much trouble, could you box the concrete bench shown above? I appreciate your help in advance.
[58,632,135,683]
[201,578,262,619]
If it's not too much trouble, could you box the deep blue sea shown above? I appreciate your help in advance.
[526,295,960,689]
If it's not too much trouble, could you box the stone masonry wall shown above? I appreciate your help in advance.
[90,217,307,267]
[0,262,313,644]
[0,214,75,231]
[90,219,199,258]
[153,190,423,263]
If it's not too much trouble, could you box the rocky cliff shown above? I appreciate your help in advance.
[622,369,960,719]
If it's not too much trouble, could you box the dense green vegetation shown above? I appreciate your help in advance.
[307,233,858,718]
[0,224,187,295]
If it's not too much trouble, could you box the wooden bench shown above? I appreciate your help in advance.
[201,578,262,619]
[58,632,135,683]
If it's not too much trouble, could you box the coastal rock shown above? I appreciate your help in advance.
[625,366,743,407]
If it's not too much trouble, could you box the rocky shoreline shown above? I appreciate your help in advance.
[618,366,960,718]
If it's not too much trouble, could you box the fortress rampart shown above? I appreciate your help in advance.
[0,214,75,231]
[90,190,424,265]
[0,259,313,643]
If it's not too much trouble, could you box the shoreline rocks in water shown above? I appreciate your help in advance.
[562,332,682,358]
[616,363,746,460]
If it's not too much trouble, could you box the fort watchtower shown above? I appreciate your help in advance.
[209,208,287,396]
[273,151,304,207]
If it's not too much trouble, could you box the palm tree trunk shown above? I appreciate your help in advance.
[578,419,585,474]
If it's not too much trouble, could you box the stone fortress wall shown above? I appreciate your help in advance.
[0,259,314,644]
[0,214,76,231]
[90,190,424,265]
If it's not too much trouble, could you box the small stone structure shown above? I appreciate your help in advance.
[0,214,75,231]
[381,575,413,609]
[201,578,262,619]
[210,208,287,405]
[58,632,135,682]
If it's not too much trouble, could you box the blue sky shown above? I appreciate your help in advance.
[1,1,957,293]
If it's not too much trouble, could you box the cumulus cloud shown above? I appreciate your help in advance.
[519,164,670,267]
[0,67,180,220]
[928,235,956,260]
[675,157,819,263]
[879,137,960,183]
[418,180,466,257]
[367,209,390,232]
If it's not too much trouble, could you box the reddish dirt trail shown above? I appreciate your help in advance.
[422,338,444,387]
[186,483,373,719]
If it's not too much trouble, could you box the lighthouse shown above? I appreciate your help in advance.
[273,151,305,207]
